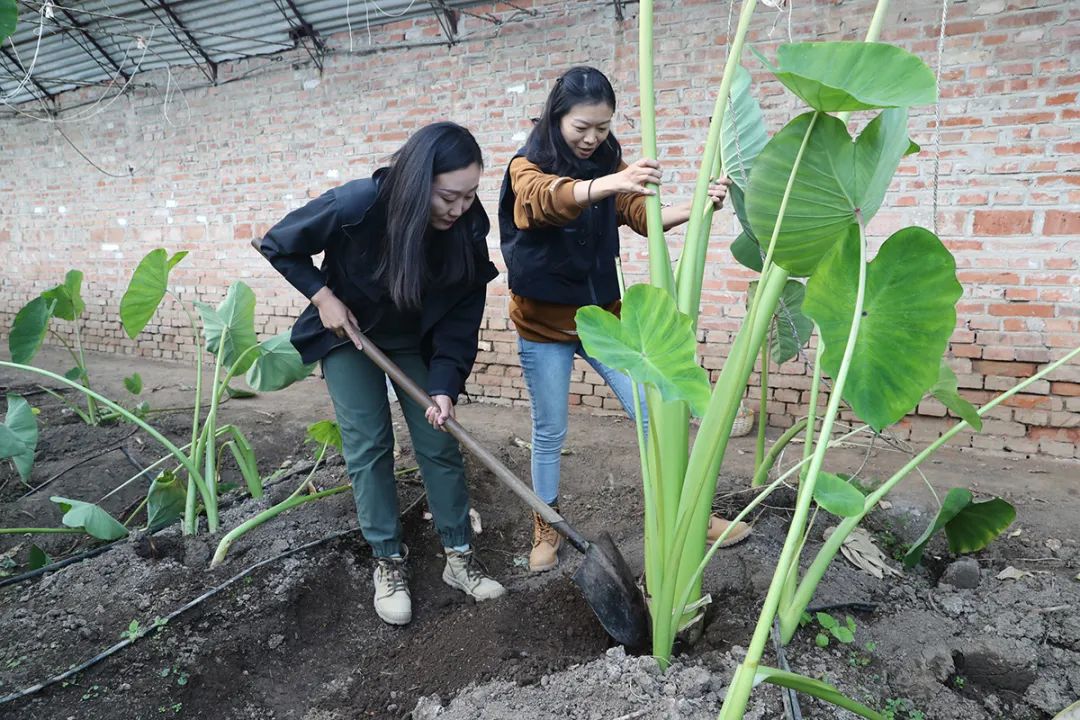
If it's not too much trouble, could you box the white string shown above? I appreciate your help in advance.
[1,6,47,101]
[932,0,950,235]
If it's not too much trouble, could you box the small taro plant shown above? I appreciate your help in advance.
[574,1,1079,717]
[8,270,104,425]
[0,249,314,541]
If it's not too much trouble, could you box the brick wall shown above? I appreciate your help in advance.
[1,0,1077,458]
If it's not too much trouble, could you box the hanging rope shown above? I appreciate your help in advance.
[932,0,950,235]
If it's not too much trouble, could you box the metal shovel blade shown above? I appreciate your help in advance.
[570,530,650,650]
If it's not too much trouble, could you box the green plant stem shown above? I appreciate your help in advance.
[616,258,661,601]
[801,351,822,482]
[36,385,91,424]
[778,341,1080,642]
[755,340,769,473]
[0,527,82,535]
[210,484,350,567]
[670,423,869,625]
[174,293,205,537]
[70,319,98,425]
[637,0,674,293]
[123,496,149,527]
[751,417,808,487]
[649,266,787,663]
[676,0,760,321]
[719,221,869,720]
[197,341,228,533]
[46,328,96,425]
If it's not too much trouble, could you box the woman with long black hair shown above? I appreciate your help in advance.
[261,122,505,626]
[499,66,752,573]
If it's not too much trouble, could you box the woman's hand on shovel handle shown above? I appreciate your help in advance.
[312,286,363,350]
[426,395,454,431]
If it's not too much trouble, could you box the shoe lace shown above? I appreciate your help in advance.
[377,558,408,594]
[533,513,559,548]
[456,551,488,583]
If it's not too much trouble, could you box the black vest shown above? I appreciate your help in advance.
[498,154,621,307]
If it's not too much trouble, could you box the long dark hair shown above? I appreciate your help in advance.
[523,66,622,179]
[375,121,483,310]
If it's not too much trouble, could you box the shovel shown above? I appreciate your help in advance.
[354,329,649,649]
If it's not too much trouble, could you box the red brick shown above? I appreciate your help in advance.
[972,210,1034,235]
[1043,210,1080,235]
[1051,382,1080,397]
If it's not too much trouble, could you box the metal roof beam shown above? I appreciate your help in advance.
[57,7,131,81]
[428,0,459,46]
[274,0,323,72]
[148,0,217,83]
[0,47,56,107]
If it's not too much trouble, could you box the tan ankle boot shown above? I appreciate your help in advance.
[706,514,752,548]
[529,509,562,572]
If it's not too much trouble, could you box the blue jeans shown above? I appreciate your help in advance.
[518,337,647,504]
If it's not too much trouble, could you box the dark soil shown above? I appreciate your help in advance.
[2,347,1079,720]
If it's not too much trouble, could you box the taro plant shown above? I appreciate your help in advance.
[574,1,1079,717]
[0,248,314,538]
[9,270,103,424]
[210,419,349,567]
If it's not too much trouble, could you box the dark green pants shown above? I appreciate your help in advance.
[322,343,471,557]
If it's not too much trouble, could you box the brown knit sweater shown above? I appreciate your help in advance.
[506,156,649,343]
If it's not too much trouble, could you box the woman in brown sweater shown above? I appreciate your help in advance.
[497,66,752,572]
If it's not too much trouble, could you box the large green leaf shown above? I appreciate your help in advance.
[930,363,983,431]
[753,41,936,112]
[754,666,885,719]
[245,331,315,391]
[0,0,16,45]
[1,394,38,482]
[576,284,711,417]
[813,472,865,517]
[747,109,913,277]
[9,296,54,364]
[720,65,767,190]
[771,280,813,365]
[945,496,1016,555]
[41,270,85,321]
[904,488,1015,567]
[803,227,962,432]
[50,496,128,541]
[306,420,344,454]
[196,282,259,374]
[146,470,186,529]
[731,232,763,273]
[120,249,188,339]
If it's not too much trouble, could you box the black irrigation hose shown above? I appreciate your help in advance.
[0,541,122,589]
[772,620,804,720]
[805,602,878,615]
[0,491,427,707]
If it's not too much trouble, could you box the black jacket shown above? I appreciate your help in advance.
[258,174,498,400]
[497,153,622,307]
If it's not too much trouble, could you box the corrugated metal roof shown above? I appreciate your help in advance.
[0,0,483,109]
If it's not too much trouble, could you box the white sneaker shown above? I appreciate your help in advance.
[442,548,506,601]
[373,554,411,625]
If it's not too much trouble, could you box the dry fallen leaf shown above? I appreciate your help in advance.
[997,566,1034,581]
[469,508,483,535]
[823,526,901,579]
[877,500,893,510]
